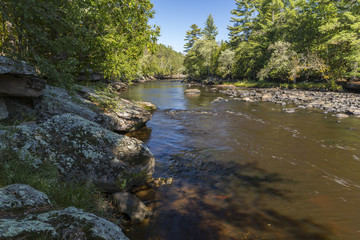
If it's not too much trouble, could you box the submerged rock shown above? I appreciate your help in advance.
[0,113,155,193]
[0,184,51,212]
[184,89,201,95]
[112,192,148,223]
[336,113,349,118]
[283,108,296,114]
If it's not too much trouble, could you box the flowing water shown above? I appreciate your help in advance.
[121,80,360,240]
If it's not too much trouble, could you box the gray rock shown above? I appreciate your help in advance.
[35,85,152,132]
[0,184,51,212]
[0,206,129,240]
[0,113,155,193]
[0,56,46,97]
[34,86,98,123]
[0,98,8,120]
[112,192,148,223]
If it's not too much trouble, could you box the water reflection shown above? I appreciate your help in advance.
[122,80,360,240]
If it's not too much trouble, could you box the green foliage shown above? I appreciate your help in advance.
[184,24,202,52]
[140,44,184,78]
[0,0,159,86]
[228,0,360,85]
[216,48,235,79]
[184,39,219,80]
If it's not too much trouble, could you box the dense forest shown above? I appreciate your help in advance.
[0,0,183,87]
[184,0,360,87]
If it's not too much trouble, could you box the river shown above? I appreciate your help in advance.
[121,80,360,240]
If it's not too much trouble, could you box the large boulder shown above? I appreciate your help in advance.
[34,86,152,132]
[0,184,128,240]
[0,56,46,97]
[0,114,155,193]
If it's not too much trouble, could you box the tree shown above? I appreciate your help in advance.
[141,44,184,78]
[184,24,202,52]
[0,0,159,86]
[202,14,218,40]
[228,0,258,44]
[217,48,235,79]
[184,39,218,80]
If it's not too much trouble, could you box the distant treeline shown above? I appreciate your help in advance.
[184,0,360,85]
[140,44,184,79]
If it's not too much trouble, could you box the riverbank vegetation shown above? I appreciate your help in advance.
[0,0,184,88]
[184,0,360,89]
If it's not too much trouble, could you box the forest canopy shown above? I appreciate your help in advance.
[184,0,360,85]
[0,0,160,86]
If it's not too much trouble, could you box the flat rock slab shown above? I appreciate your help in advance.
[0,56,37,76]
[0,56,46,97]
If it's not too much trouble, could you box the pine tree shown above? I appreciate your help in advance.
[184,24,202,52]
[203,14,218,40]
[228,0,258,44]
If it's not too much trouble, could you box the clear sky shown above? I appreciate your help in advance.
[149,0,236,53]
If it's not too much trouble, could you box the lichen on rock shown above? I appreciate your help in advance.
[0,184,51,212]
[0,113,155,193]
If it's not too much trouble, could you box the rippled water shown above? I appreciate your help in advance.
[121,80,360,240]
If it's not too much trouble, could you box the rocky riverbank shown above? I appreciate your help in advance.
[0,56,157,239]
[215,86,360,118]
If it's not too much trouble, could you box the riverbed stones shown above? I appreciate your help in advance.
[0,56,46,97]
[112,192,148,223]
[0,184,51,212]
[220,87,360,117]
[0,113,155,193]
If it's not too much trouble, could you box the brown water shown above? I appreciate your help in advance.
[122,80,360,240]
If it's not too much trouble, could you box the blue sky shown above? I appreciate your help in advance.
[149,0,236,53]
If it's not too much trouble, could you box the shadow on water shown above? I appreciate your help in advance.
[127,150,332,240]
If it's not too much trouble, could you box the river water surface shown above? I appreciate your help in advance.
[122,80,360,240]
